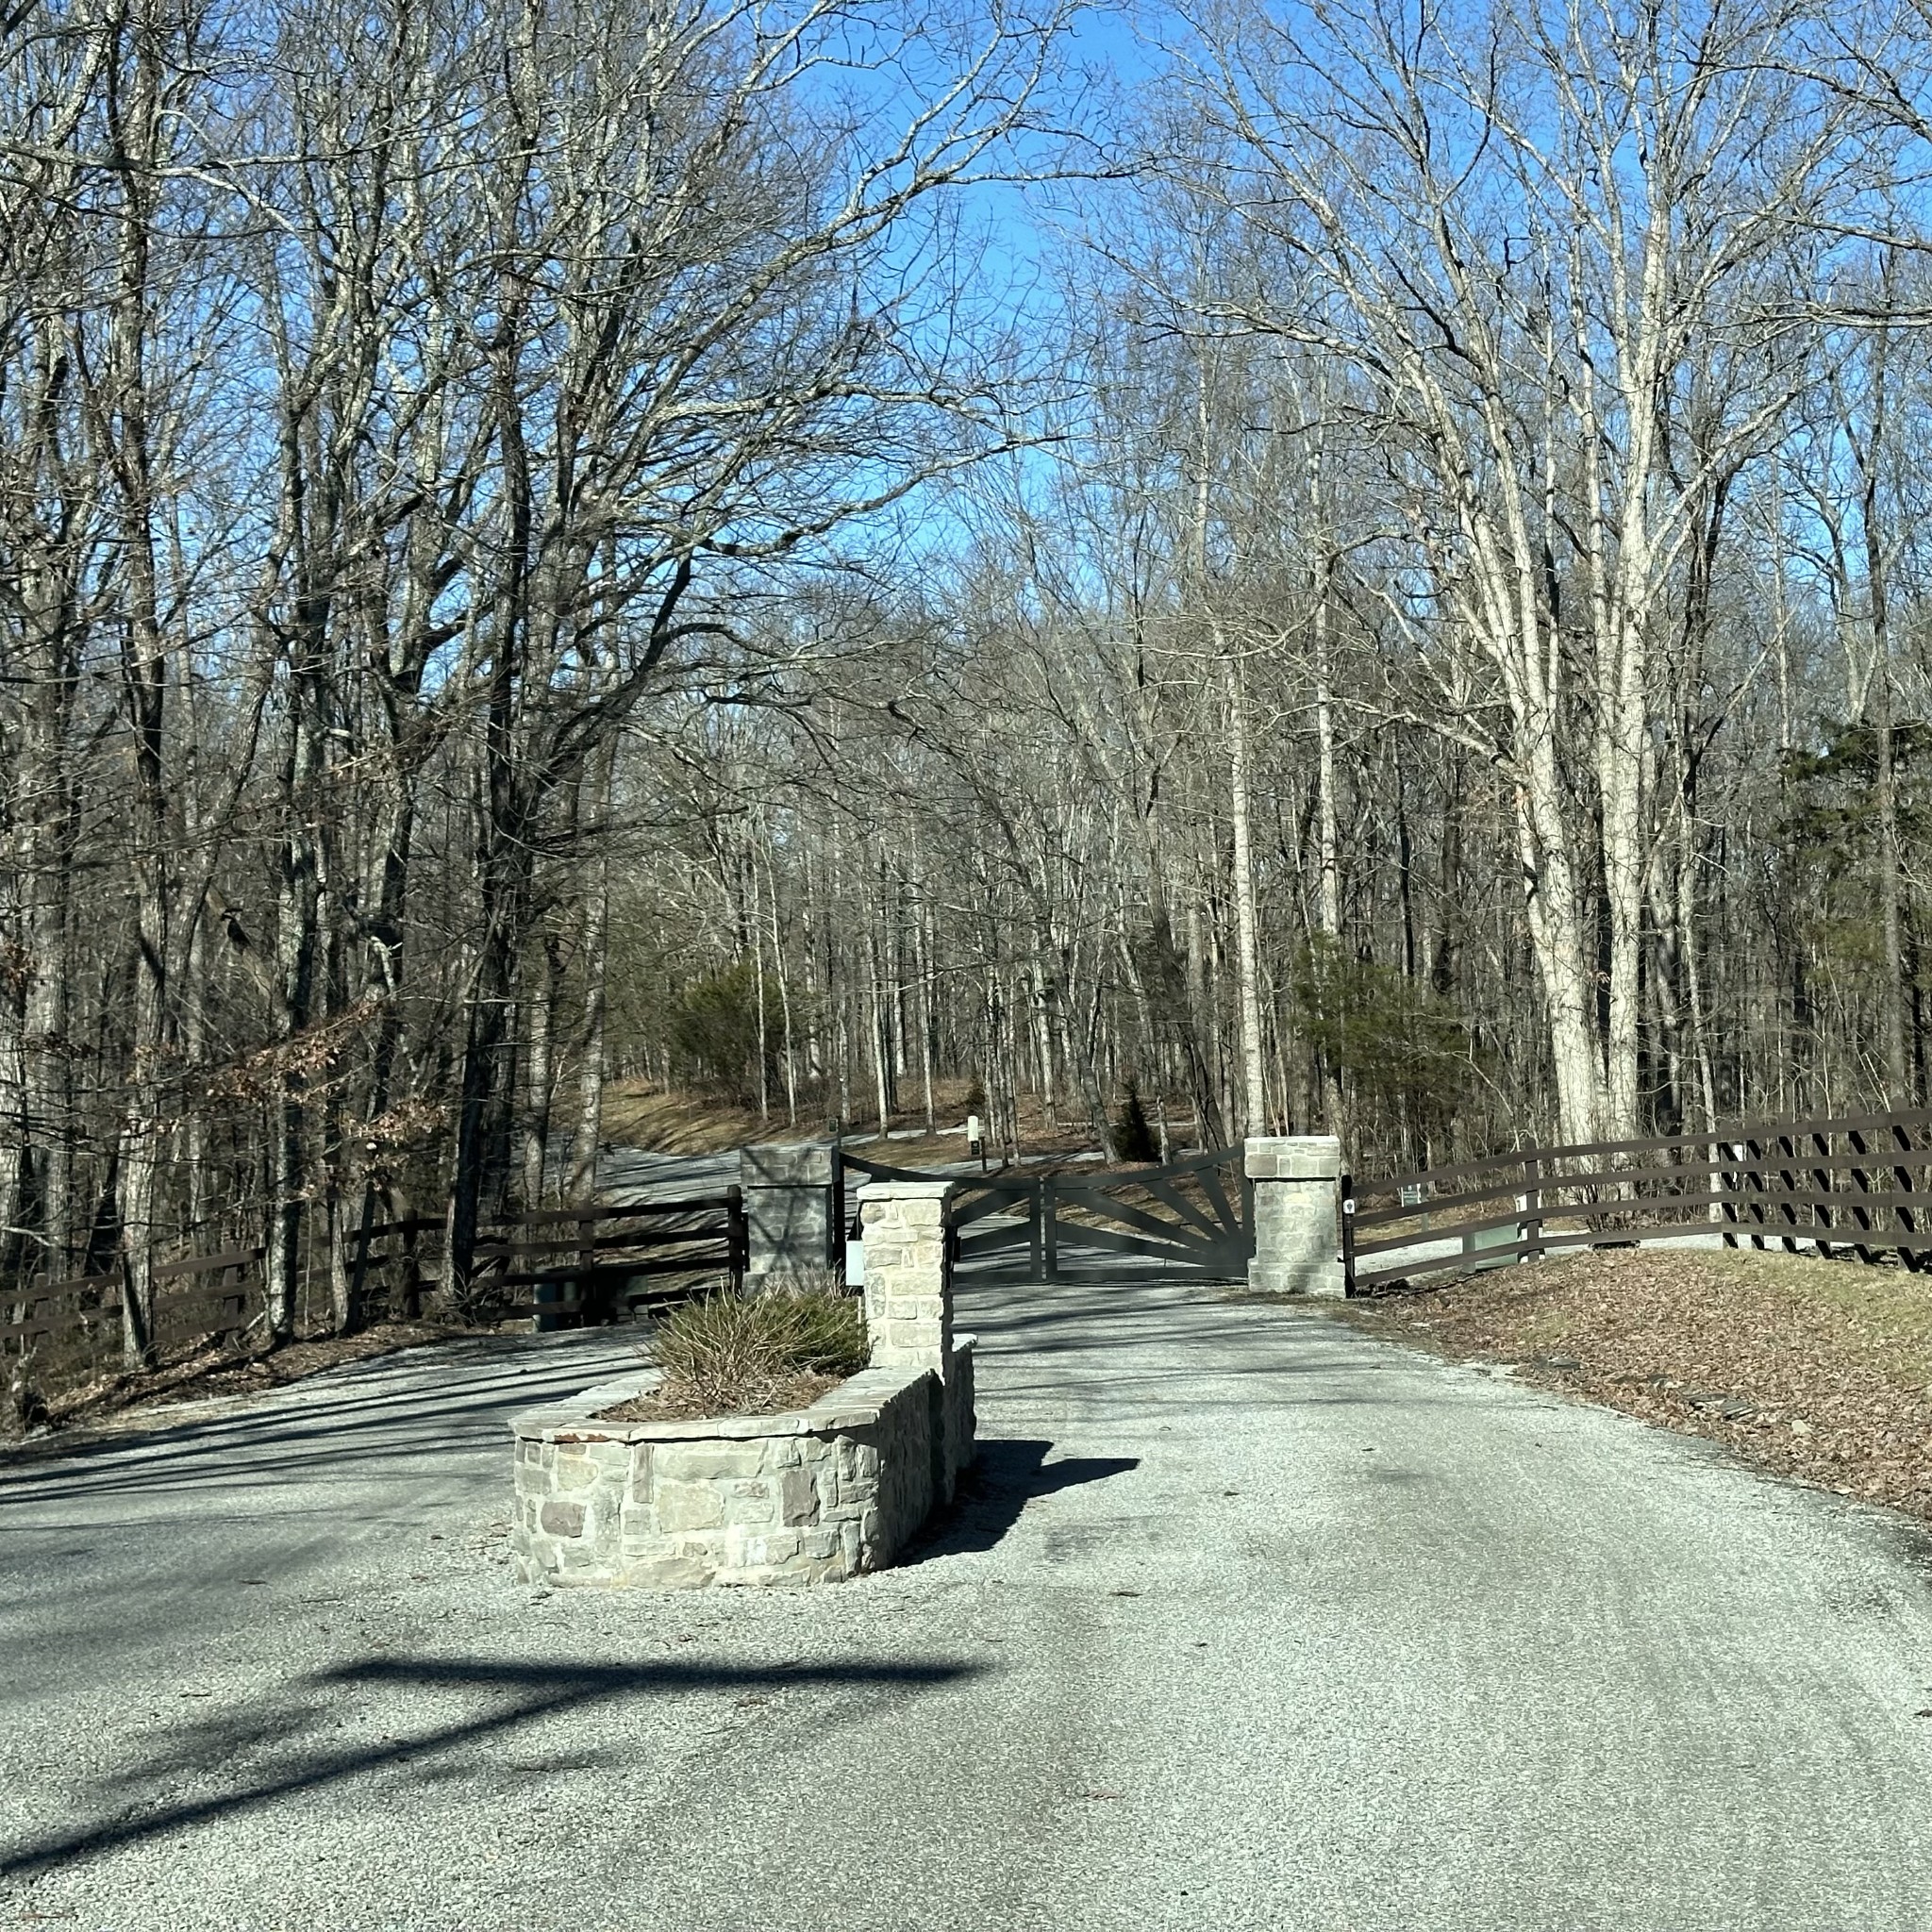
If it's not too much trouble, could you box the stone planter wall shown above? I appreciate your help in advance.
[509,1173,974,1590]
[510,1338,975,1589]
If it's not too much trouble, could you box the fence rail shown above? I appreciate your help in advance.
[1341,1108,1932,1294]
[1,1245,264,1386]
[472,1193,746,1325]
[3,1190,745,1386]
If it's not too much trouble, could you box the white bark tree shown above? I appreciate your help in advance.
[1175,0,1868,1141]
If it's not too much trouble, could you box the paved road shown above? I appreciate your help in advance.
[593,1145,738,1203]
[5,1281,1932,1930]
[591,1141,1107,1204]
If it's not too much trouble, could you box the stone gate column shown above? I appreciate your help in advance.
[858,1178,974,1499]
[739,1141,837,1289]
[856,1179,956,1371]
[1245,1136,1345,1298]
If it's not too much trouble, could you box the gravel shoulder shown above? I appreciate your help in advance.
[3,1275,1932,1931]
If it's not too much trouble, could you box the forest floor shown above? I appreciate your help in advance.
[602,1076,1107,1167]
[1331,1246,1932,1527]
[600,1082,774,1153]
[3,1321,466,1453]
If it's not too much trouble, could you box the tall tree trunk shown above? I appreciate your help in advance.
[1311,563,1344,1135]
[1860,312,1908,1102]
[521,926,561,1209]
[569,759,614,1198]
[264,646,325,1344]
[105,1,170,1368]
[1224,653,1266,1137]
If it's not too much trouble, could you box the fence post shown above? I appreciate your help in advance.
[347,1185,376,1332]
[1339,1174,1357,1294]
[1776,1132,1799,1253]
[1043,1174,1059,1282]
[1243,1137,1345,1297]
[830,1143,847,1274]
[726,1187,748,1292]
[1843,1128,1871,1264]
[576,1209,599,1322]
[1522,1155,1543,1265]
[1891,1122,1922,1272]
[394,1206,416,1318]
[1747,1139,1767,1249]
[1811,1130,1834,1260]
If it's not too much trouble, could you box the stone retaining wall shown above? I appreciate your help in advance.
[509,1338,975,1589]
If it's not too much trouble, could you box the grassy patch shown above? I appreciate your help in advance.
[1331,1246,1932,1525]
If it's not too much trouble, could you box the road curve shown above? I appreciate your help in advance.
[3,1278,1931,1929]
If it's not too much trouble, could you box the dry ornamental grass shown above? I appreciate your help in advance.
[598,1274,868,1423]
[1338,1246,1932,1525]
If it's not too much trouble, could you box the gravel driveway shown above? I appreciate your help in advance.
[4,1278,1932,1930]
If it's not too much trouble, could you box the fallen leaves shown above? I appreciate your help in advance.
[1341,1246,1932,1526]
[8,1321,463,1446]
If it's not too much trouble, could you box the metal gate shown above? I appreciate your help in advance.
[838,1144,1252,1286]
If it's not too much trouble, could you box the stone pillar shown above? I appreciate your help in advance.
[1245,1136,1345,1298]
[858,1178,974,1502]
[739,1141,837,1290]
[857,1179,956,1373]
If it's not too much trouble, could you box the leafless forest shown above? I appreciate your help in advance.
[8,0,1932,1354]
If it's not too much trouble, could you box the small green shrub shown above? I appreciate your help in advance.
[1113,1077,1159,1162]
[652,1279,867,1416]
[656,957,785,1105]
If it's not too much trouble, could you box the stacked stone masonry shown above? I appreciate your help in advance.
[739,1141,837,1289]
[858,1180,954,1371]
[1246,1135,1345,1298]
[509,1171,974,1589]
[511,1341,975,1589]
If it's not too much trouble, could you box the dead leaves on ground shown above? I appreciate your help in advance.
[1342,1247,1932,1524]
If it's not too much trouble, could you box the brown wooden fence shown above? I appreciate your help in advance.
[469,1194,746,1326]
[1341,1108,1932,1295]
[2,1246,261,1388]
[3,1191,745,1388]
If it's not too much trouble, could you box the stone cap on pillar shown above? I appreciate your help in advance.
[1244,1136,1343,1180]
[741,1141,836,1187]
[856,1179,957,1207]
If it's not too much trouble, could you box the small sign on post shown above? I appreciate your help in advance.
[967,1113,985,1171]
[1400,1177,1430,1230]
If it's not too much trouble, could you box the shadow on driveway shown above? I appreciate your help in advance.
[0,1653,978,1881]
[910,1438,1141,1562]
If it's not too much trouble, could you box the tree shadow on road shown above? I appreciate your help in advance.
[0,1653,978,1882]
[908,1438,1141,1563]
[0,1335,640,1507]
